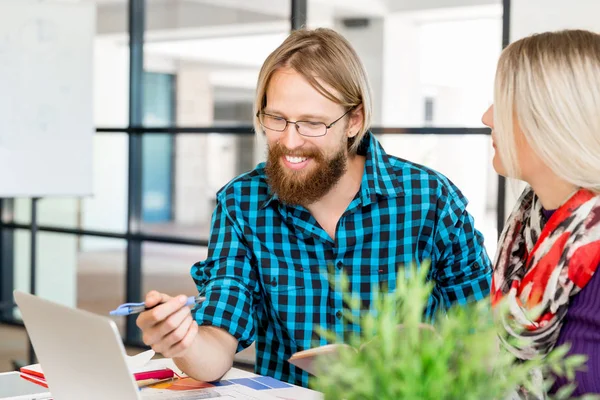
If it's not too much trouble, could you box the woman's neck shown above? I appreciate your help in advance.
[528,174,579,210]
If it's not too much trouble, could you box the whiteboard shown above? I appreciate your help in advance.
[0,0,95,197]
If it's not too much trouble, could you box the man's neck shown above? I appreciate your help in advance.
[310,154,365,212]
[305,154,366,238]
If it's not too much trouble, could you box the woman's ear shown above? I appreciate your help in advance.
[347,104,364,138]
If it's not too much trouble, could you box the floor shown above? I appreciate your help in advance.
[0,325,28,372]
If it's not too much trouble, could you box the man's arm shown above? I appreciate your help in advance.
[173,325,238,382]
[136,292,238,382]
[137,199,258,382]
[433,188,492,308]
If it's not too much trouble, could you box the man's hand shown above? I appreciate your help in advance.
[136,291,199,358]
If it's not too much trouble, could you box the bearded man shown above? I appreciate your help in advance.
[136,27,492,388]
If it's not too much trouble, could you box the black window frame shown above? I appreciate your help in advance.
[0,0,509,354]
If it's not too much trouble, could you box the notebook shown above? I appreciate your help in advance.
[19,351,178,390]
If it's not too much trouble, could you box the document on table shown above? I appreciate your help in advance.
[141,384,280,399]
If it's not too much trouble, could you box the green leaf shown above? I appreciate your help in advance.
[311,260,588,399]
[553,383,576,400]
[565,354,587,369]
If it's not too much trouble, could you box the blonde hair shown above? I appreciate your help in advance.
[253,27,373,154]
[493,29,600,193]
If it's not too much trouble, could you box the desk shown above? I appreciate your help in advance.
[0,372,51,400]
[1,367,322,400]
[205,366,321,399]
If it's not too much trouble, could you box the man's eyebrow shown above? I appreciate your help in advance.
[262,109,329,121]
[262,108,283,116]
[297,113,330,121]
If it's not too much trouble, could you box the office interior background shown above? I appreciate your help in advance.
[1,0,593,373]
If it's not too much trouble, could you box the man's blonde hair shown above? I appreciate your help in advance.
[493,29,600,192]
[254,28,373,154]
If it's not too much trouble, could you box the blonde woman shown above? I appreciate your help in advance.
[483,29,600,397]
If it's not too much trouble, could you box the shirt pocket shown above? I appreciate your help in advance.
[261,253,330,287]
[261,260,308,293]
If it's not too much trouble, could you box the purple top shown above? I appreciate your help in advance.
[543,209,600,395]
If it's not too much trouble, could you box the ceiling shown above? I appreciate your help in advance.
[90,0,501,91]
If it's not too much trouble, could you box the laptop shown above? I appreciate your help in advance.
[13,290,143,400]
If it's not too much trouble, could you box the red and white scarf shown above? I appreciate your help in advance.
[492,187,600,360]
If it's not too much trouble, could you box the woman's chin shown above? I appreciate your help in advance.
[492,155,507,177]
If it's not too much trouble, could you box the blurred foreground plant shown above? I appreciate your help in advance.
[310,262,596,400]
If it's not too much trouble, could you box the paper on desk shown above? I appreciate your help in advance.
[125,350,186,377]
[126,350,156,372]
[21,351,157,378]
[141,384,280,400]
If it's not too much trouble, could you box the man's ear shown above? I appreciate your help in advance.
[347,104,364,138]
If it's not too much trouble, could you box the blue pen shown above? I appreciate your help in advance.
[109,295,206,316]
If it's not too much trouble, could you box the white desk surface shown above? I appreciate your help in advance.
[0,367,322,400]
[0,372,51,400]
[216,366,322,399]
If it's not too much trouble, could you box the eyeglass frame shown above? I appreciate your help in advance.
[255,107,355,138]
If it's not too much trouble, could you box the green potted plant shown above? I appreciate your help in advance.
[309,263,597,400]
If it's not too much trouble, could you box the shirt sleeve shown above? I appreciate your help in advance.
[433,188,492,309]
[190,199,258,351]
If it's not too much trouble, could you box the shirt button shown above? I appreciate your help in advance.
[336,260,343,270]
[336,310,342,319]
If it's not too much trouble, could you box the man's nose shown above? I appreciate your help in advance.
[279,123,305,150]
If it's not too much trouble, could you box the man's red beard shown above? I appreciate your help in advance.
[265,142,347,206]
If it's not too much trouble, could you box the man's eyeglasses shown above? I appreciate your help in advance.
[256,108,354,138]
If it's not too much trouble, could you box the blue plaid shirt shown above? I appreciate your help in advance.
[191,132,491,387]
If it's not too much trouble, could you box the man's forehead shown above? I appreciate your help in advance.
[267,67,342,100]
[265,72,344,118]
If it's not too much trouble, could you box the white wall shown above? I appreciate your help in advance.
[379,12,431,193]
[335,18,385,125]
[511,0,600,39]
[175,63,214,225]
[378,9,502,253]
[386,0,499,12]
[381,13,423,126]
[81,38,129,252]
